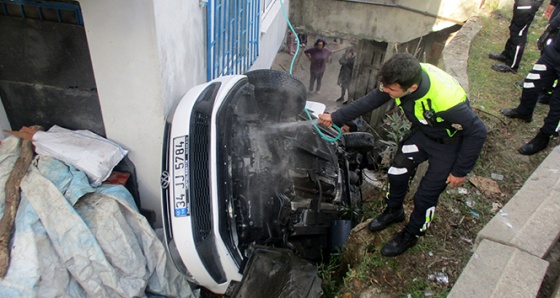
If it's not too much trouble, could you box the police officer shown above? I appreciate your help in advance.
[318,53,487,257]
[489,0,544,73]
[500,14,560,155]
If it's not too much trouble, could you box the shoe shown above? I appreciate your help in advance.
[518,131,551,155]
[488,53,507,63]
[316,91,321,94]
[537,93,550,105]
[500,108,532,123]
[491,63,517,73]
[336,97,344,102]
[381,228,418,257]
[368,206,406,232]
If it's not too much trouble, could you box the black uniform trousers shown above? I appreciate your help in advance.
[552,5,560,22]
[386,131,460,236]
[516,51,560,136]
[501,0,544,70]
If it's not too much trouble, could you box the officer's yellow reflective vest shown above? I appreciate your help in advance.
[395,63,467,128]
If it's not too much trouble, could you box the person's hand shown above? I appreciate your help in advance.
[446,173,465,188]
[318,113,333,127]
[341,124,351,133]
[545,4,556,19]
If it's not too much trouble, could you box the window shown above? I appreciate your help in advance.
[0,0,83,25]
[206,0,260,81]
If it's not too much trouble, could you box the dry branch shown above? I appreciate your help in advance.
[0,125,43,278]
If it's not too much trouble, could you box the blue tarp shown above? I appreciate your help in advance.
[0,136,196,297]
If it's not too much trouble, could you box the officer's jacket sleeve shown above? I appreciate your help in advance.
[440,103,487,177]
[331,89,392,126]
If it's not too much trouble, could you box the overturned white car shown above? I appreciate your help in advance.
[160,69,374,295]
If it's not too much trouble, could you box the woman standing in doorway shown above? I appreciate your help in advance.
[336,47,356,104]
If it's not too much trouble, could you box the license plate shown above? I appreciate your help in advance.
[172,136,189,217]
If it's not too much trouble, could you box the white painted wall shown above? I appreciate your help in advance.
[153,1,207,114]
[251,0,289,70]
[80,0,207,227]
[80,0,287,227]
[80,0,164,226]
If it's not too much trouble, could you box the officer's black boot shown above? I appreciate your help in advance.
[488,53,507,63]
[368,206,405,232]
[500,108,532,122]
[518,131,551,155]
[381,228,418,257]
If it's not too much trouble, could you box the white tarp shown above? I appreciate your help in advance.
[32,125,129,187]
[0,136,197,297]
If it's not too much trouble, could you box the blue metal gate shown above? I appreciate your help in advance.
[206,0,260,81]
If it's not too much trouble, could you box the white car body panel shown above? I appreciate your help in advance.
[165,75,245,293]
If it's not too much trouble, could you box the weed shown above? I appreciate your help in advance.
[318,252,343,297]
[339,203,362,222]
[377,109,411,167]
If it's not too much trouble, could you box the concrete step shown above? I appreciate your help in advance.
[448,239,549,297]
[450,146,560,296]
[476,146,560,259]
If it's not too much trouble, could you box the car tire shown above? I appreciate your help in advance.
[245,69,307,122]
[343,132,375,151]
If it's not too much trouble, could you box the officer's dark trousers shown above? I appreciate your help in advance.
[386,132,460,236]
[516,51,560,136]
[501,0,543,70]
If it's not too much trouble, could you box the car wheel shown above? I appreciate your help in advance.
[245,69,307,122]
[343,132,376,151]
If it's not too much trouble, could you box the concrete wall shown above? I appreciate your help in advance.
[251,0,290,70]
[0,17,104,137]
[289,0,484,43]
[80,0,207,227]
[153,1,207,114]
